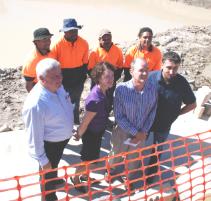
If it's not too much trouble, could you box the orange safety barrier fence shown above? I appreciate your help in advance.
[0,130,211,201]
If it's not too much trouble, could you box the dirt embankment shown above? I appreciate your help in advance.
[0,25,211,131]
[170,0,211,9]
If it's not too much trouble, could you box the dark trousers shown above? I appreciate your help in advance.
[62,67,87,124]
[145,131,169,184]
[68,83,84,124]
[42,139,69,201]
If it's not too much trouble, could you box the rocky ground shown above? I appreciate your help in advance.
[170,0,211,9]
[0,25,211,131]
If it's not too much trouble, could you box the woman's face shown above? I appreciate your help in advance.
[98,68,114,91]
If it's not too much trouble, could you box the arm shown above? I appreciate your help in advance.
[74,111,97,140]
[153,47,162,70]
[180,77,197,115]
[124,50,133,68]
[180,102,196,115]
[22,68,35,92]
[23,105,50,167]
[87,51,97,71]
[25,80,35,92]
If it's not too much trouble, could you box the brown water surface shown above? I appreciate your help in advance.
[0,0,211,68]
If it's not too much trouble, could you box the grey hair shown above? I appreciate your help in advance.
[36,58,60,78]
[131,58,148,70]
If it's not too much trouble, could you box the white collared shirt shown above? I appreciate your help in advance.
[22,83,74,166]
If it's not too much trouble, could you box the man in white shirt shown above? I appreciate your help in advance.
[22,58,74,201]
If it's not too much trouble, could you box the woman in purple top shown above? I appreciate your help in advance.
[71,62,115,193]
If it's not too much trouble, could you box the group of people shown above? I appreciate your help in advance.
[22,18,196,201]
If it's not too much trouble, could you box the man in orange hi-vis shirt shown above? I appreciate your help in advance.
[22,28,54,92]
[88,29,123,112]
[123,27,162,81]
[51,18,89,124]
[88,29,123,87]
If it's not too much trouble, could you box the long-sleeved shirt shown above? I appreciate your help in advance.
[22,83,74,167]
[114,79,157,136]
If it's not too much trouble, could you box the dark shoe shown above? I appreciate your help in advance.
[70,177,87,193]
[125,182,136,194]
[80,175,100,184]
[45,193,58,201]
[146,176,155,186]
[104,171,115,183]
[52,178,66,186]
[104,171,124,183]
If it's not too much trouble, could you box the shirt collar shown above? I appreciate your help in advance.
[99,43,113,52]
[38,83,59,98]
[128,79,150,93]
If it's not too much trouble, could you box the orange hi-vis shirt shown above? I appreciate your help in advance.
[124,45,162,71]
[51,36,89,69]
[88,44,123,70]
[22,49,55,83]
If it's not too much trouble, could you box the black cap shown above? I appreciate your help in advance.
[33,28,53,41]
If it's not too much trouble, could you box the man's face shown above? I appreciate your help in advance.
[162,59,180,82]
[64,29,78,43]
[34,38,51,55]
[42,67,62,93]
[99,34,112,50]
[131,60,148,84]
[139,31,152,49]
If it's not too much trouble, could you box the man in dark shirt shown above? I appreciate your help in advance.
[146,51,196,185]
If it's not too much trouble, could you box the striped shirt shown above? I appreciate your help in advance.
[114,79,157,136]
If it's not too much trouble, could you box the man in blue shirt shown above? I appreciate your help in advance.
[146,51,196,185]
[22,58,74,201]
[107,58,157,192]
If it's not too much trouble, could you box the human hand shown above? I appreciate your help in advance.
[73,130,81,141]
[42,162,52,170]
[130,132,146,144]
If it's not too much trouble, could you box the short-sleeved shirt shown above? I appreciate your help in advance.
[51,36,89,69]
[88,44,123,70]
[85,85,110,132]
[149,70,196,132]
[22,49,55,83]
[124,45,162,71]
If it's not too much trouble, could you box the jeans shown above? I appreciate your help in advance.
[145,131,170,184]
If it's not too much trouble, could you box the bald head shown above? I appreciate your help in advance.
[131,58,148,71]
[130,58,148,88]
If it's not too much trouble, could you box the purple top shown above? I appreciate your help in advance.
[85,85,110,132]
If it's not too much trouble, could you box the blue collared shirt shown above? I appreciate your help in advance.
[22,83,74,167]
[114,79,157,136]
[149,70,196,132]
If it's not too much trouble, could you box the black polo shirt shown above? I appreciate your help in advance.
[149,70,196,132]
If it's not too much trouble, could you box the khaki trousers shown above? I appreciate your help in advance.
[109,126,145,181]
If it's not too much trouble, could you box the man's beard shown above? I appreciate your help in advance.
[38,48,50,55]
